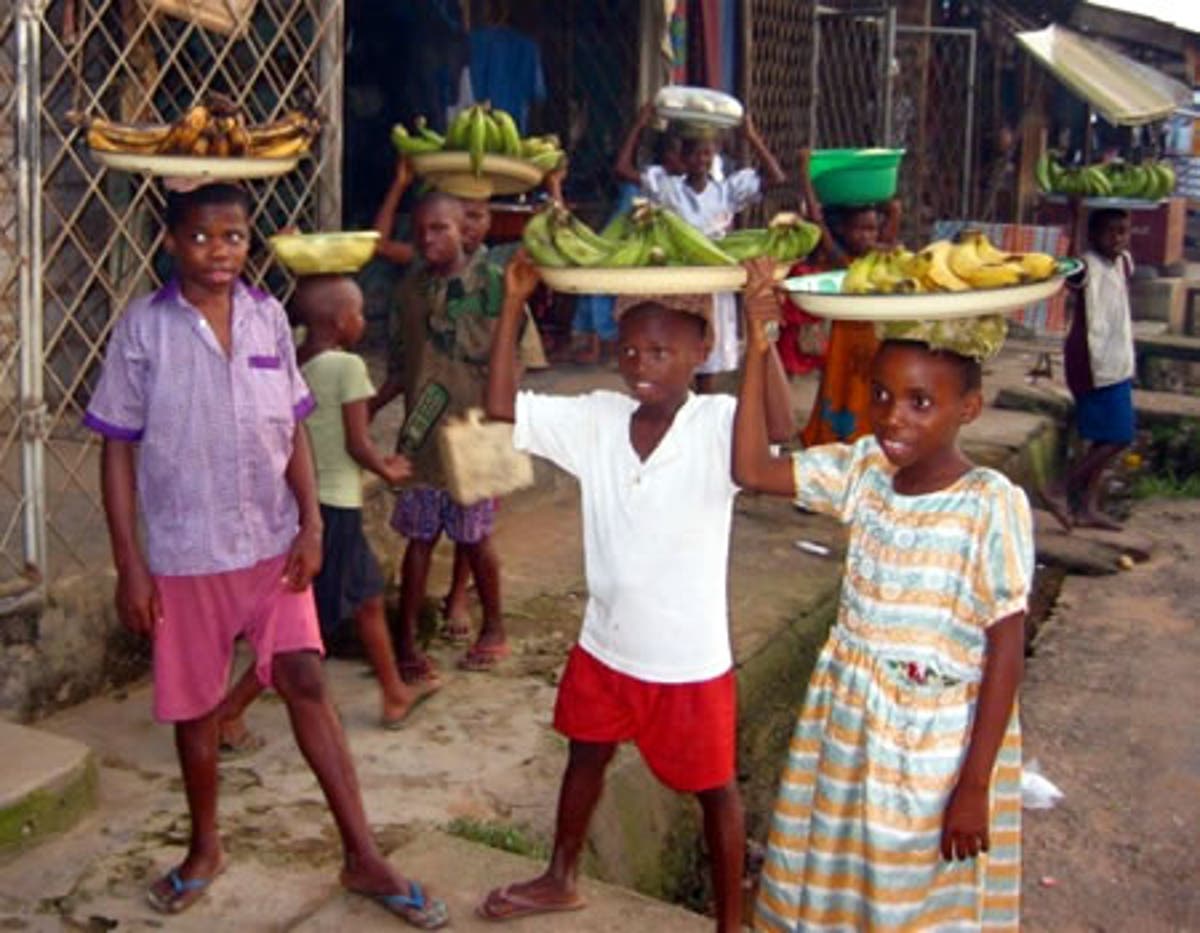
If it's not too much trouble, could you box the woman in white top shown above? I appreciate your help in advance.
[617,104,785,391]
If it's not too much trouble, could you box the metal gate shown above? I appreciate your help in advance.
[810,8,977,245]
[1,0,343,593]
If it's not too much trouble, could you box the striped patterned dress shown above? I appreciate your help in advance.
[755,437,1033,932]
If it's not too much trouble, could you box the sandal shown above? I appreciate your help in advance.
[397,656,441,687]
[362,881,450,930]
[477,883,585,922]
[457,641,512,672]
[146,865,224,914]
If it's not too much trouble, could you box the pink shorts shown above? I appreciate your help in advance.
[152,552,323,722]
[553,645,737,793]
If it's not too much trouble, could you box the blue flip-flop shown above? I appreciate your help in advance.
[146,866,219,914]
[367,881,450,930]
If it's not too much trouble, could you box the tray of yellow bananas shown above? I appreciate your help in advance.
[268,231,380,276]
[79,99,318,179]
[783,233,1081,321]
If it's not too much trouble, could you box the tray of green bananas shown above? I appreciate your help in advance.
[783,231,1081,321]
[523,201,819,294]
[392,104,564,198]
[268,231,380,276]
[1035,153,1175,205]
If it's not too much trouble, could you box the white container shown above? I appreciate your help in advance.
[654,85,744,129]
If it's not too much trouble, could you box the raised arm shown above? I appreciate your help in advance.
[797,147,842,265]
[486,249,542,422]
[100,438,160,636]
[879,197,902,247]
[614,101,657,185]
[733,260,801,494]
[372,157,416,266]
[742,114,785,185]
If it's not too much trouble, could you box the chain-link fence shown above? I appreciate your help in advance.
[1,0,343,590]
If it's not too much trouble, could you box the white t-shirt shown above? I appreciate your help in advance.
[513,390,740,683]
[1082,249,1135,387]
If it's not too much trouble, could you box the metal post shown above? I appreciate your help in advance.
[962,29,977,217]
[881,6,896,146]
[16,0,46,580]
[317,0,344,231]
[809,10,822,147]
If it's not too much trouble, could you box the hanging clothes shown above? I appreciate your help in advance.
[467,26,546,132]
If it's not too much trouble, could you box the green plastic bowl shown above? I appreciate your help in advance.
[810,148,905,206]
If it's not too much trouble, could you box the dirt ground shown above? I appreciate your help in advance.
[1020,499,1200,932]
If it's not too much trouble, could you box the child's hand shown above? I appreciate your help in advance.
[636,100,656,126]
[940,780,990,861]
[742,257,780,354]
[283,524,322,592]
[504,248,542,305]
[381,453,412,487]
[115,558,162,637]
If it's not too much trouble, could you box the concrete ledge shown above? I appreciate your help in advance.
[0,721,95,857]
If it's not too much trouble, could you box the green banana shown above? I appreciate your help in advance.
[600,212,632,243]
[601,231,653,267]
[550,218,607,266]
[656,209,736,266]
[446,109,472,149]
[527,150,564,172]
[717,229,771,261]
[483,112,504,153]
[566,213,611,252]
[490,108,521,156]
[521,210,569,267]
[467,106,487,176]
[391,124,442,155]
[414,116,445,147]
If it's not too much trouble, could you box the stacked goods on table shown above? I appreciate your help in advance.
[523,199,819,269]
[842,232,1061,294]
[79,95,318,160]
[1035,153,1176,201]
[391,104,563,197]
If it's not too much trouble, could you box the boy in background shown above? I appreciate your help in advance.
[85,182,447,927]
[1042,208,1136,531]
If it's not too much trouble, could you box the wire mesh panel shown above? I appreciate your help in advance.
[742,0,817,223]
[811,7,893,149]
[0,0,343,587]
[892,26,976,245]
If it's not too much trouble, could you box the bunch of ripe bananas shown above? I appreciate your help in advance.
[391,103,564,175]
[1036,153,1176,200]
[718,213,822,262]
[80,96,318,159]
[843,231,1060,294]
[523,199,741,268]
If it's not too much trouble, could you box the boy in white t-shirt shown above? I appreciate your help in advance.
[475,253,792,930]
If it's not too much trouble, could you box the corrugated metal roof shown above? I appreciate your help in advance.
[1016,24,1193,125]
[1082,1,1200,36]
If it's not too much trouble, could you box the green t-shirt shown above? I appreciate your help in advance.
[301,349,376,508]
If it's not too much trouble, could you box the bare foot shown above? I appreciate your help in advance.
[1040,486,1073,532]
[1074,508,1123,532]
[381,678,440,730]
[477,874,585,921]
[217,718,264,759]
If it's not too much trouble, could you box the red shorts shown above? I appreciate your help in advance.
[553,645,737,793]
[152,552,324,723]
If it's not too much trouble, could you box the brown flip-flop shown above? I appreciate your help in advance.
[476,884,585,922]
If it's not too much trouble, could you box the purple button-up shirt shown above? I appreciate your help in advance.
[84,279,315,576]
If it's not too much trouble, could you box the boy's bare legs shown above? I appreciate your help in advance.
[355,594,428,723]
[462,535,504,651]
[396,537,438,682]
[216,665,264,752]
[697,781,746,933]
[479,740,614,916]
[440,545,472,641]
[147,713,225,904]
[271,650,412,894]
[1075,441,1125,530]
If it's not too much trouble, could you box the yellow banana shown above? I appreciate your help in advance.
[948,236,1022,288]
[842,252,880,293]
[162,105,212,154]
[85,117,173,153]
[868,247,908,293]
[251,135,310,158]
[1019,252,1058,281]
[963,230,1013,264]
[920,241,971,292]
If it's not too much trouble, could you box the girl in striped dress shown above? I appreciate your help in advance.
[734,267,1032,931]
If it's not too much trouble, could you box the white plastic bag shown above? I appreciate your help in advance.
[1021,759,1065,810]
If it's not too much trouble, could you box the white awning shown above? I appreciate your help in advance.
[1016,23,1193,126]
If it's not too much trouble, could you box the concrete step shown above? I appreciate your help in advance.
[293,832,712,931]
[0,720,95,857]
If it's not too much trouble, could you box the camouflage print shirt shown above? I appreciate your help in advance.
[387,249,509,488]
